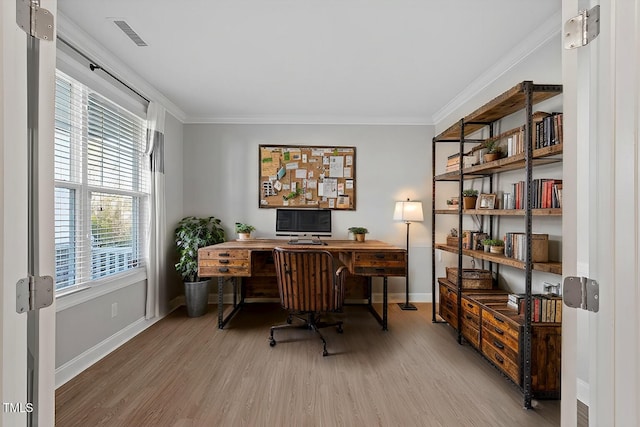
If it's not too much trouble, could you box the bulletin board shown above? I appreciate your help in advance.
[258,145,356,210]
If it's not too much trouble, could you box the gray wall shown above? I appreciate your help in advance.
[183,123,434,299]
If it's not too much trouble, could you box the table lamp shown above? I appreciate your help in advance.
[393,198,423,310]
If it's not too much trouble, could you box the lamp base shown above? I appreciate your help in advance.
[398,302,418,311]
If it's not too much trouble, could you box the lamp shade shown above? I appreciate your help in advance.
[393,200,424,222]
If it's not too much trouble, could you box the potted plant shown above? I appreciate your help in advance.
[462,189,479,209]
[235,222,255,240]
[175,216,226,317]
[483,141,503,162]
[489,239,505,254]
[348,226,369,242]
[481,238,492,253]
[446,196,459,210]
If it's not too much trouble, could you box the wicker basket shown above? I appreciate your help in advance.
[446,267,493,289]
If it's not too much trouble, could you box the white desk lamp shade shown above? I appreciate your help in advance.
[393,200,424,222]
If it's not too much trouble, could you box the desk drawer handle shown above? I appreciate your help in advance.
[219,259,229,264]
[494,354,504,364]
[493,315,505,323]
[465,315,472,320]
[493,340,504,350]
[219,252,230,257]
[494,326,504,335]
[218,267,229,273]
[375,268,386,272]
[375,253,385,259]
[466,303,474,309]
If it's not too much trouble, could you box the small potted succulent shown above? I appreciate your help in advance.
[462,189,479,209]
[488,239,505,254]
[348,226,369,242]
[235,222,255,240]
[481,238,492,253]
[483,140,503,162]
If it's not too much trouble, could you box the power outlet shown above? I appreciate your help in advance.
[111,302,118,318]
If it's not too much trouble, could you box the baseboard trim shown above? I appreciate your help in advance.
[577,378,590,406]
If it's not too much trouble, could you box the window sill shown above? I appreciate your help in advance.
[55,268,147,312]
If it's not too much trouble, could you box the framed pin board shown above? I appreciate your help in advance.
[259,145,356,210]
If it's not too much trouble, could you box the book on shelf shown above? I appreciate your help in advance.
[518,294,562,323]
[503,233,549,262]
[535,112,564,149]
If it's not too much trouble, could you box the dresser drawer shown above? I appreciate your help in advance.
[482,339,520,385]
[482,324,519,363]
[482,310,520,342]
[461,296,481,317]
[440,306,458,329]
[352,252,406,276]
[461,322,479,348]
[198,264,250,277]
[482,317,519,353]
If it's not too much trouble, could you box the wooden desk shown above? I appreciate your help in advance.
[198,239,407,330]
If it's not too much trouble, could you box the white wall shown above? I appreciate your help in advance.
[183,124,434,300]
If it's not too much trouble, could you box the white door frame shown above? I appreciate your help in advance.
[562,0,640,425]
[1,1,57,426]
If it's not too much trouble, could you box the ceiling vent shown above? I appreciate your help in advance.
[113,20,148,47]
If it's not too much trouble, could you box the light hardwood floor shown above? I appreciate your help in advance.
[56,303,561,426]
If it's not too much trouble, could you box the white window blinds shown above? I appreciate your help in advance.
[54,70,148,292]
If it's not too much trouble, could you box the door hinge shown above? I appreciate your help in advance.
[16,275,54,314]
[16,0,54,41]
[564,5,600,49]
[563,276,599,312]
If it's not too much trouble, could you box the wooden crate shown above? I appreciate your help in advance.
[446,267,493,289]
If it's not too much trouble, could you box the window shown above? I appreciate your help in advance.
[54,70,148,293]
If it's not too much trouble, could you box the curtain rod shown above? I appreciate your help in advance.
[57,36,150,104]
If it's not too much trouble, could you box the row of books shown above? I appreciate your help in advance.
[507,179,563,210]
[503,232,549,262]
[535,112,564,149]
[445,153,477,172]
[507,293,562,323]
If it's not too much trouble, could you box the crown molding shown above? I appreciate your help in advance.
[431,10,562,126]
[56,12,188,123]
[184,114,433,126]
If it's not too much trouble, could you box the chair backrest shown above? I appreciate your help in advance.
[272,247,345,313]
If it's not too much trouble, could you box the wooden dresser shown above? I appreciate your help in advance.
[438,278,561,398]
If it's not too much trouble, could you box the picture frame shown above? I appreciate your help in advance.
[477,193,497,209]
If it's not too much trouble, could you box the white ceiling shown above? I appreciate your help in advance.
[57,0,561,124]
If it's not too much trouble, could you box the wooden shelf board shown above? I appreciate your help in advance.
[435,144,563,181]
[434,82,563,142]
[435,209,561,216]
[434,244,562,275]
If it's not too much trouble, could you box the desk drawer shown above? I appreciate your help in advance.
[199,264,250,277]
[482,310,520,342]
[354,252,406,263]
[199,249,249,260]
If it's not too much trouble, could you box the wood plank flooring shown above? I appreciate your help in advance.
[56,303,561,426]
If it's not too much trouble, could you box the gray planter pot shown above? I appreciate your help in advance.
[184,279,210,317]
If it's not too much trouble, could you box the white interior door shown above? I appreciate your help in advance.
[562,0,640,425]
[2,1,57,426]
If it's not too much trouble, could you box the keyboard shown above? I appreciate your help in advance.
[287,239,326,246]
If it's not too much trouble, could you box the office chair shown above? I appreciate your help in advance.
[270,247,347,356]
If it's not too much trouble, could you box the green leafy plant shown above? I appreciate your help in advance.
[462,189,479,197]
[348,227,369,235]
[235,223,255,234]
[488,239,504,247]
[481,238,493,246]
[484,140,503,154]
[175,216,226,282]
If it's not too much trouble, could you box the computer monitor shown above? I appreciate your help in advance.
[275,209,332,239]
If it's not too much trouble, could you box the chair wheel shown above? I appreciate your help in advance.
[269,338,276,347]
[323,350,328,357]
[337,325,343,334]
[286,316,292,324]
